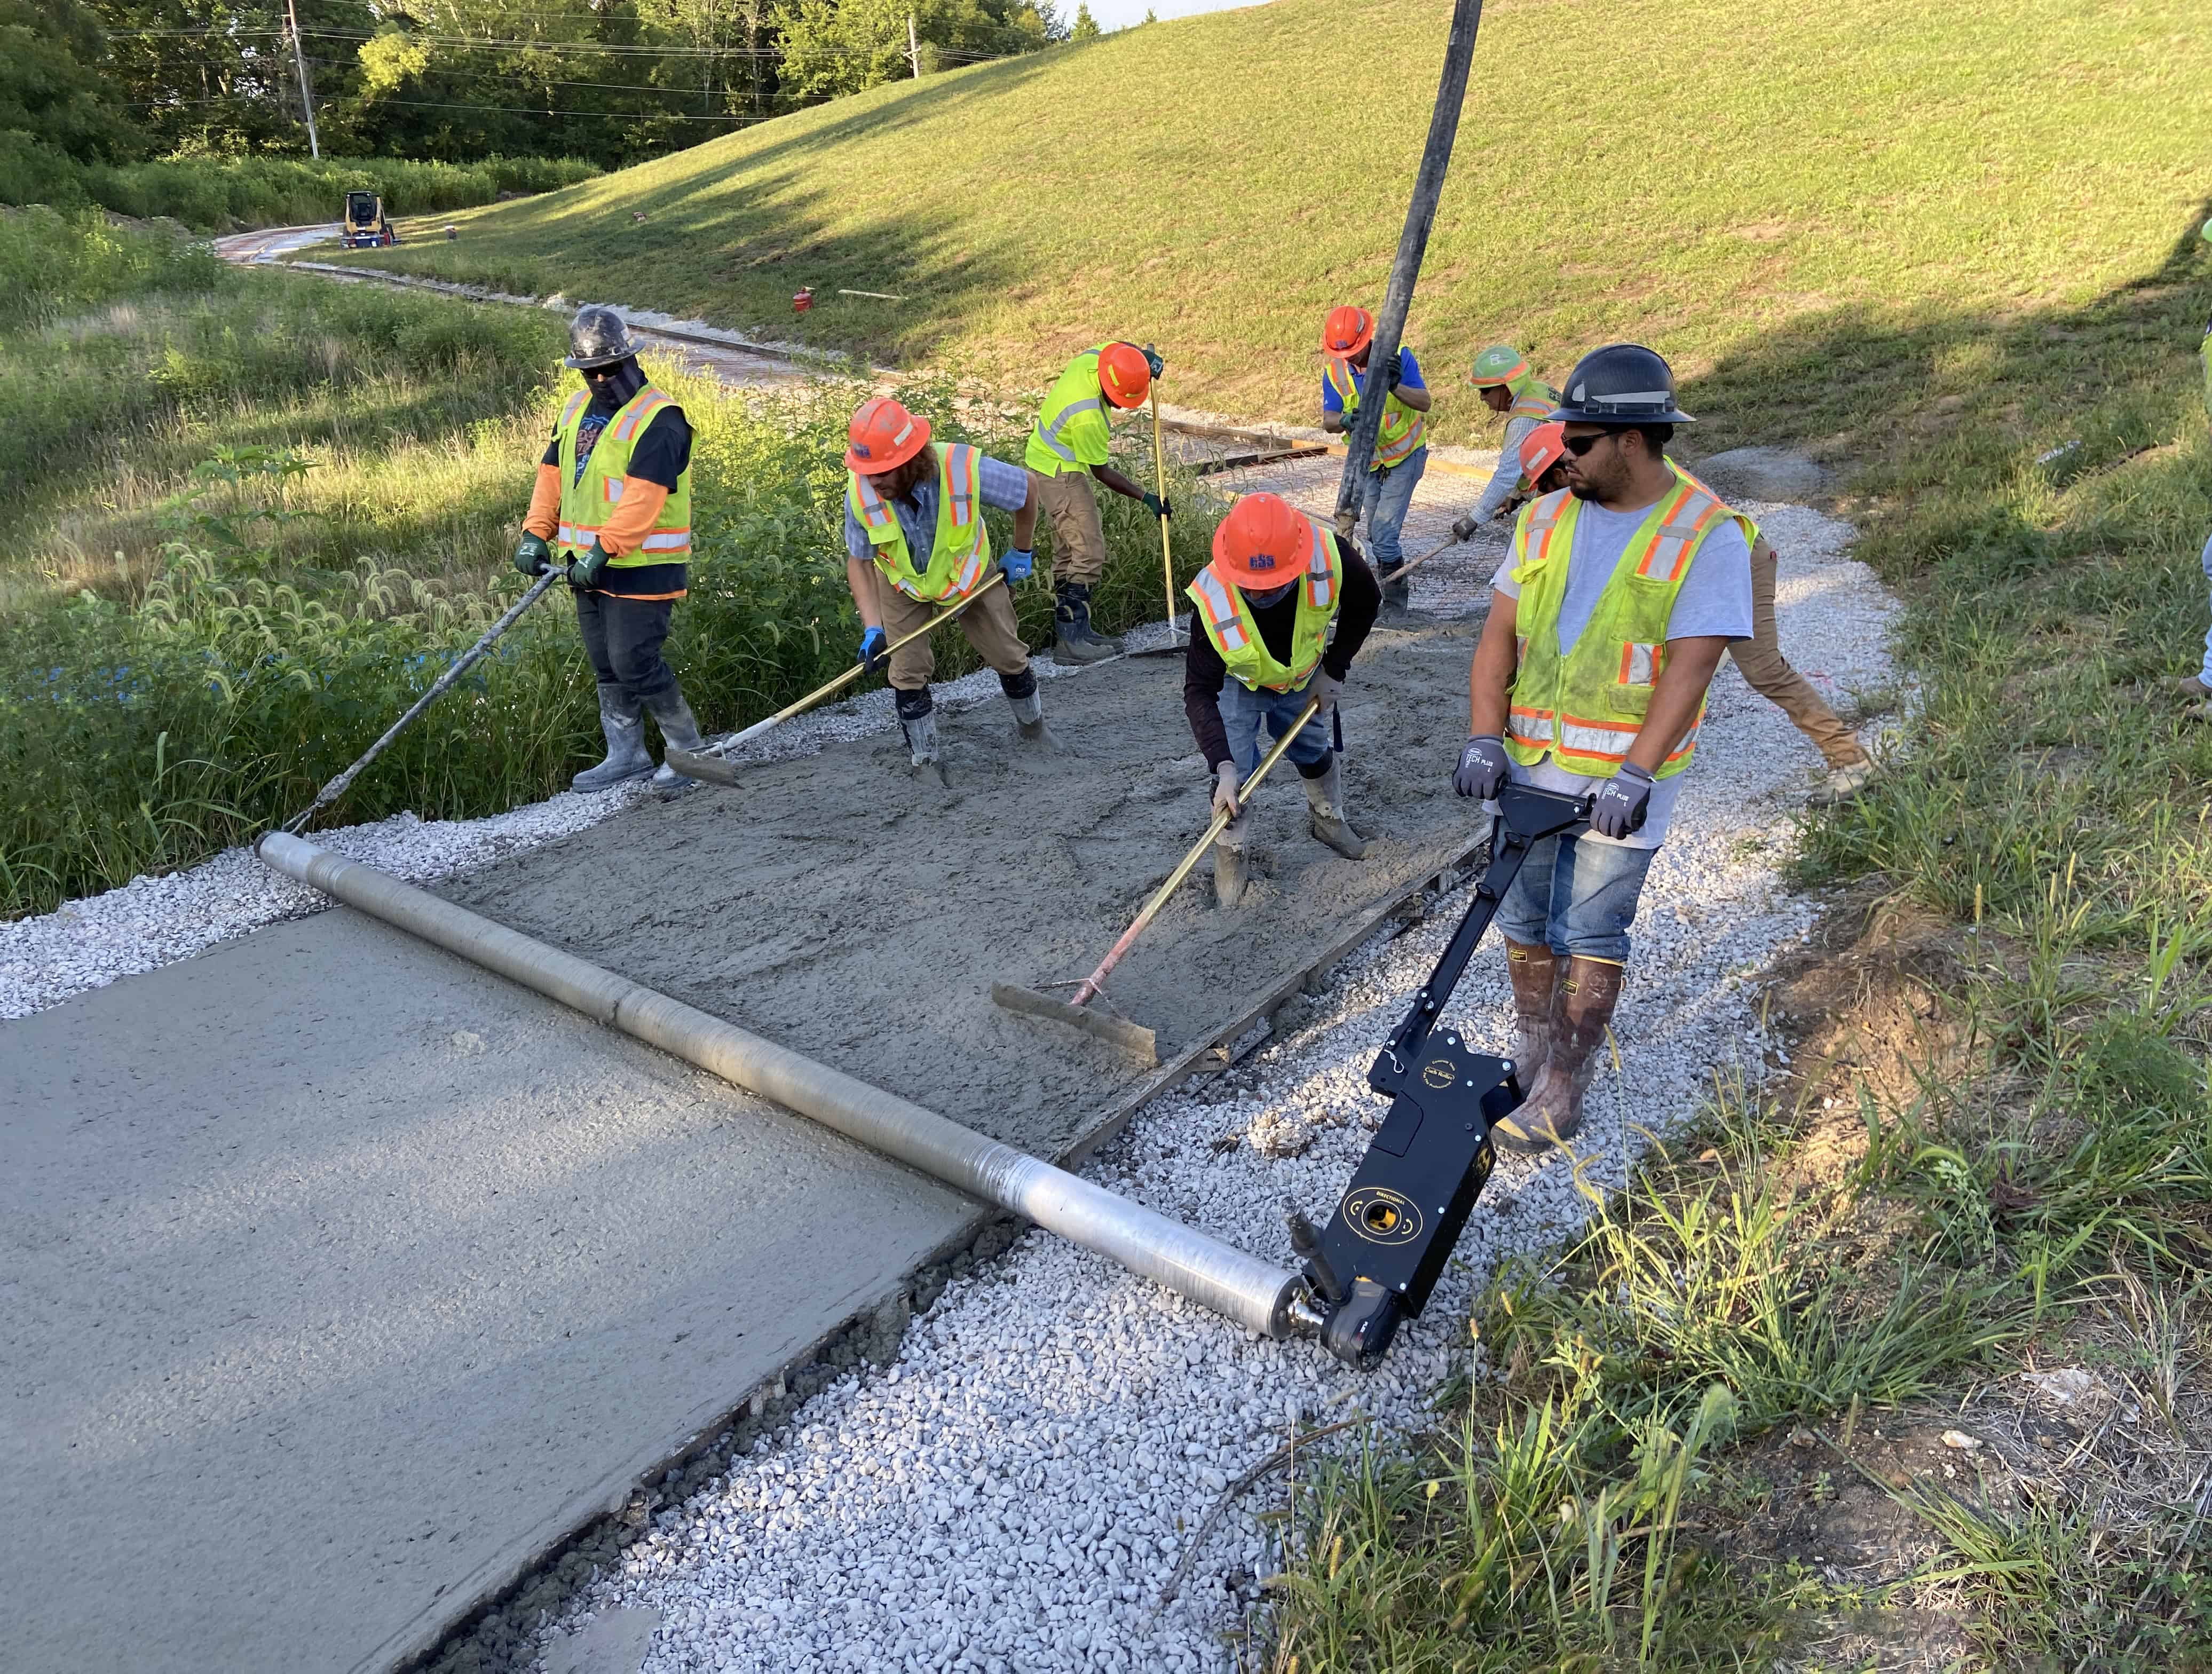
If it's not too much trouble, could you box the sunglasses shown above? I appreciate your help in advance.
[1561,431,1622,457]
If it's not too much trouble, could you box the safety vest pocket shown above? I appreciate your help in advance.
[1608,640,1664,716]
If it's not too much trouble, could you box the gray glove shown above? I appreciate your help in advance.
[1212,760,1243,822]
[1590,762,1655,839]
[1451,514,1479,542]
[1453,734,1509,800]
[1306,669,1344,715]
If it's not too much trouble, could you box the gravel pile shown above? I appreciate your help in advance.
[535,504,1897,1673]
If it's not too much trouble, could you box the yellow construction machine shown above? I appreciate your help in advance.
[342,190,398,249]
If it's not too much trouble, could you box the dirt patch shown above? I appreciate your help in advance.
[439,620,1486,1162]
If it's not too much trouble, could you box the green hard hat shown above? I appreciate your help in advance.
[1468,343,1529,388]
[2202,216,2212,243]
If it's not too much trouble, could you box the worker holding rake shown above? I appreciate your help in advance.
[843,396,1049,776]
[1320,305,1431,610]
[1185,492,1380,907]
[1452,343,1562,540]
[1025,341,1168,664]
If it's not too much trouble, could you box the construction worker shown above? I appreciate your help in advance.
[843,395,1048,773]
[1025,341,1168,664]
[515,305,706,796]
[1184,492,1381,907]
[1451,344,1561,540]
[1320,306,1430,609]
[1453,344,1753,1154]
[2178,218,2212,720]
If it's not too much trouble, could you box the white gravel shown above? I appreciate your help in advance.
[532,499,1898,1673]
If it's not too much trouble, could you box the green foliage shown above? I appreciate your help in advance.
[0,0,143,163]
[1066,2,1096,41]
[0,204,225,321]
[776,0,1056,102]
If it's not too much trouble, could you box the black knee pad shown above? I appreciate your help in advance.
[1296,755,1334,780]
[998,666,1038,701]
[894,686,935,721]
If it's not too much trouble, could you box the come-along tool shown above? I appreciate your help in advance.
[1287,784,1591,1369]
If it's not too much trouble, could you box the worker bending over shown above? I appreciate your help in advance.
[1185,492,1380,908]
[515,306,707,796]
[1452,344,1561,540]
[1454,345,1753,1153]
[1025,341,1168,664]
[843,396,1047,773]
[1320,306,1430,609]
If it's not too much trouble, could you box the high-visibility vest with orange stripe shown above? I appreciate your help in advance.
[553,385,693,568]
[1507,374,1559,422]
[1185,515,1341,692]
[847,444,993,604]
[1325,357,1426,470]
[1502,469,1751,781]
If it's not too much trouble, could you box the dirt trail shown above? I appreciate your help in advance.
[444,621,1484,1157]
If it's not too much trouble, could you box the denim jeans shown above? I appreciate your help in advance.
[1216,672,1333,779]
[1494,828,1658,964]
[2198,530,2212,684]
[1357,446,1428,573]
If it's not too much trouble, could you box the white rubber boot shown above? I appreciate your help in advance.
[572,683,654,791]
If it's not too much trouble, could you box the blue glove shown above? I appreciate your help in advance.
[1000,547,1034,583]
[1453,735,1508,800]
[1381,351,1404,392]
[565,538,612,590]
[1591,762,1655,839]
[1142,346,1164,380]
[514,533,552,577]
[857,626,888,672]
[1140,492,1172,520]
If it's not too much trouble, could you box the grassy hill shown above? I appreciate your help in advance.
[339,0,2211,451]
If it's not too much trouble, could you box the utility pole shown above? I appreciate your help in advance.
[1332,0,1482,530]
[285,0,320,159]
[908,12,922,78]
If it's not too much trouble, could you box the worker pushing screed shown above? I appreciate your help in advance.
[1186,492,1380,907]
[1320,305,1431,611]
[516,306,709,797]
[1024,340,1169,664]
[1452,343,1562,541]
[843,395,1049,779]
[1453,344,1755,1155]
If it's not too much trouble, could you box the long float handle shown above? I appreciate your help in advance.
[1148,380,1181,645]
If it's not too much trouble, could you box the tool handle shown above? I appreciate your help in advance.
[1070,697,1323,1007]
[1148,378,1181,645]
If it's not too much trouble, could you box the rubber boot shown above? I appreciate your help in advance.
[1003,668,1059,750]
[1379,564,1412,612]
[901,710,941,768]
[1502,938,1560,1087]
[1494,957,1624,1154]
[1053,581,1121,665]
[644,688,706,798]
[1304,758,1368,859]
[1213,812,1250,910]
[571,682,654,791]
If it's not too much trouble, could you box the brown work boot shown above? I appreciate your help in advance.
[1502,938,1559,1086]
[1493,956,1624,1154]
[2174,674,2211,702]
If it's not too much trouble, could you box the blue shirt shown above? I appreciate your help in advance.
[1320,347,1425,414]
[843,452,1031,564]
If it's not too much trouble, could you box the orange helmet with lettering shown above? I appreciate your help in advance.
[1211,492,1314,590]
[1321,305,1373,359]
[845,396,930,473]
[1097,342,1152,409]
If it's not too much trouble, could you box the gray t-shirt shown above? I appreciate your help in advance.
[1490,494,1753,849]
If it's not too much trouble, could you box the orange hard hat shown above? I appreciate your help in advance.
[1097,342,1152,409]
[1519,420,1568,484]
[845,395,930,473]
[1321,305,1374,359]
[1211,492,1313,590]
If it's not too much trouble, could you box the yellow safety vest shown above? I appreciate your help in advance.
[1185,515,1342,692]
[1502,469,1751,780]
[1326,356,1426,470]
[1507,374,1560,422]
[1025,346,1115,478]
[847,444,993,604]
[554,386,692,567]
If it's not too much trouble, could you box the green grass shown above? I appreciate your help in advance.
[328,0,2212,449]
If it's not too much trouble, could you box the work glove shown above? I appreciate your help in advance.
[1306,668,1344,715]
[1212,760,1243,822]
[1000,547,1034,583]
[565,537,613,591]
[1453,734,1510,800]
[1450,514,1480,543]
[1381,351,1404,392]
[514,532,553,577]
[1590,761,1655,840]
[857,625,888,673]
[1142,346,1165,380]
[1141,492,1172,521]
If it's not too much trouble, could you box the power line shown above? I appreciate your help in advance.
[298,26,1001,59]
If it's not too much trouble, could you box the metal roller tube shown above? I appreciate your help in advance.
[256,832,1303,1339]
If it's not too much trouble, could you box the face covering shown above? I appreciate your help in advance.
[586,357,647,411]
[1242,582,1295,609]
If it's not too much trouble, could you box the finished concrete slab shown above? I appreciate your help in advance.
[2,909,972,1674]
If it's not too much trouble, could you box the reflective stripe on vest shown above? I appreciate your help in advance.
[1500,470,1749,781]
[1507,376,1559,422]
[1326,356,1426,469]
[1026,348,1112,476]
[554,384,692,566]
[1185,515,1342,692]
[846,444,993,604]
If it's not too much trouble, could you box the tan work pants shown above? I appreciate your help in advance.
[1031,467,1107,586]
[1729,536,1867,769]
[880,580,1029,692]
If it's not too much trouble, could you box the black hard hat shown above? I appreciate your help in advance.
[564,305,639,370]
[1549,343,1695,425]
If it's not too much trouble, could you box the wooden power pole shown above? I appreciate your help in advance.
[285,0,321,159]
[1332,0,1484,529]
[908,13,922,77]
